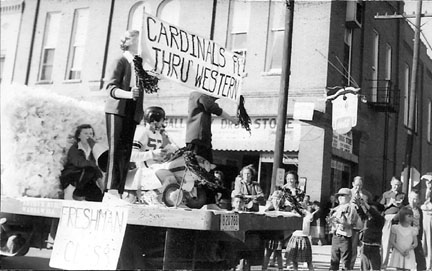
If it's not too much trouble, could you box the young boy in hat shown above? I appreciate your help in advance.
[328,188,360,270]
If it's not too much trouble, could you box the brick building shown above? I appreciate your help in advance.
[1,0,431,203]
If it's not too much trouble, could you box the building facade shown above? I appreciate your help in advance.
[1,0,432,203]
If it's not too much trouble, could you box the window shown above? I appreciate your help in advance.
[385,44,392,81]
[265,0,285,72]
[39,12,61,82]
[158,0,180,26]
[66,8,89,80]
[330,159,352,195]
[428,99,432,143]
[343,28,353,85]
[228,0,250,72]
[384,44,392,102]
[128,1,153,55]
[0,55,5,83]
[371,30,379,102]
[404,64,410,127]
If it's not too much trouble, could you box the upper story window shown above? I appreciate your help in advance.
[371,29,379,102]
[227,0,250,71]
[343,28,353,85]
[428,99,432,143]
[158,0,180,26]
[265,0,285,73]
[0,55,5,83]
[404,63,410,127]
[66,8,89,80]
[385,44,392,81]
[128,1,153,54]
[38,12,61,82]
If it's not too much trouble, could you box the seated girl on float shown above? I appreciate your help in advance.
[60,124,105,202]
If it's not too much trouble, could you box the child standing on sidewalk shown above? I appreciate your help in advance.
[262,231,286,271]
[388,206,418,271]
[327,188,360,271]
[406,190,426,271]
[284,212,314,271]
[353,198,385,271]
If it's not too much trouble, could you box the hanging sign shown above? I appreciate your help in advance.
[141,13,245,103]
[49,201,129,270]
[326,87,360,135]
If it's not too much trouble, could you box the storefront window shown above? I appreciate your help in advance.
[330,159,352,195]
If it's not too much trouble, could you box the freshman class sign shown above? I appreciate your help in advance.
[141,13,245,103]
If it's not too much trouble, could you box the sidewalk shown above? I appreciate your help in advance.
[250,245,360,270]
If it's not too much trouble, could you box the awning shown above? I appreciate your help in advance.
[164,117,301,152]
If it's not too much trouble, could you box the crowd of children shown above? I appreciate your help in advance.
[229,171,432,271]
[200,164,432,271]
[324,174,432,271]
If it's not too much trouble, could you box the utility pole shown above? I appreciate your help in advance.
[375,0,430,193]
[404,0,422,194]
[271,0,295,194]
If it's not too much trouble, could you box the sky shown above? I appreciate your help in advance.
[404,0,432,56]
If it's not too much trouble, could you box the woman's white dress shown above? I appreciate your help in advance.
[388,224,418,270]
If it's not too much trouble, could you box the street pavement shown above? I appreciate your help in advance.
[0,245,353,270]
[253,244,358,270]
[1,244,400,270]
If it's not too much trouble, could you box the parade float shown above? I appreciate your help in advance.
[0,12,303,270]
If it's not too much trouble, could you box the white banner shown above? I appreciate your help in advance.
[49,201,128,270]
[142,13,244,103]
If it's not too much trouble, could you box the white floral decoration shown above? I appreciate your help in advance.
[1,84,106,198]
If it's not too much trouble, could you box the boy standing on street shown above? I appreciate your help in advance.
[353,198,385,271]
[328,188,360,270]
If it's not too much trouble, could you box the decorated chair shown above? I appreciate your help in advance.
[150,148,224,209]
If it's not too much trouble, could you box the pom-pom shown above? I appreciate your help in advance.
[237,95,251,134]
[133,55,159,94]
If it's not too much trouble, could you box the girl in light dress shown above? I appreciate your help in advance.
[388,206,418,270]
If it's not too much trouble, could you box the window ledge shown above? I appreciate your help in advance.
[63,79,82,84]
[36,80,53,85]
[261,70,281,77]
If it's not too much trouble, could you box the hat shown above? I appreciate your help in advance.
[335,188,352,196]
[421,173,432,182]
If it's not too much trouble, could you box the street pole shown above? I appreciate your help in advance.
[271,0,295,194]
[403,0,422,194]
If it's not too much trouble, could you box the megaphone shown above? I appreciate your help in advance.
[92,142,108,172]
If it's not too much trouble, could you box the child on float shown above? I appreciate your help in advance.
[123,106,171,204]
[60,124,104,202]
[231,194,245,212]
[388,206,418,271]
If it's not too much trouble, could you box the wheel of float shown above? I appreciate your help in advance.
[162,183,184,207]
[185,187,207,209]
